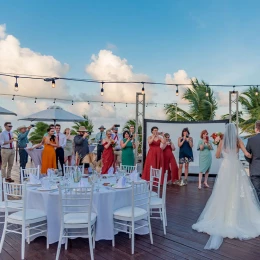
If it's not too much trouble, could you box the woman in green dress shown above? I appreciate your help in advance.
[197,129,213,189]
[120,130,136,166]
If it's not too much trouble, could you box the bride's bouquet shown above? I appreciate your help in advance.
[211,132,223,145]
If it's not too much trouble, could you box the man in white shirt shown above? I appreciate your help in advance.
[55,124,66,175]
[0,122,15,182]
[111,127,123,169]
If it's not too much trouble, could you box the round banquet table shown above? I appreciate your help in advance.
[26,177,148,244]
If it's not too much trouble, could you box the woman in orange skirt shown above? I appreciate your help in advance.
[32,127,59,174]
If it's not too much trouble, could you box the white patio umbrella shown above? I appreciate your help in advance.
[19,105,85,124]
[0,106,17,116]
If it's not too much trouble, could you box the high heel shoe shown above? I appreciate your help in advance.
[198,186,201,190]
[204,183,210,188]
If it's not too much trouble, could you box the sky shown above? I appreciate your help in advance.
[1,0,260,133]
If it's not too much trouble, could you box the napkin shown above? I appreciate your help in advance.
[41,178,51,189]
[129,171,140,182]
[29,173,40,184]
[116,176,126,188]
[108,167,114,176]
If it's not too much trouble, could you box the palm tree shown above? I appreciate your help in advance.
[71,115,94,135]
[165,79,218,121]
[238,86,260,136]
[29,122,49,144]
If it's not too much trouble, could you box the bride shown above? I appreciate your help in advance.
[192,123,260,249]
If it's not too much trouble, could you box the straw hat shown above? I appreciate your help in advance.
[17,125,27,131]
[98,125,106,129]
[78,126,88,132]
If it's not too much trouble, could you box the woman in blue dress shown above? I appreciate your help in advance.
[197,130,213,189]
[178,128,193,186]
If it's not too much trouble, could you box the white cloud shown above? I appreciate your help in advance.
[0,24,70,98]
[106,43,117,50]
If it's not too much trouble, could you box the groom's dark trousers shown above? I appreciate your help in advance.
[246,133,260,200]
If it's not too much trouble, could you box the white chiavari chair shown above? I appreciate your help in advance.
[0,181,48,260]
[112,181,153,254]
[120,164,137,173]
[150,171,168,235]
[63,165,85,178]
[20,166,40,184]
[56,185,96,260]
[149,166,162,198]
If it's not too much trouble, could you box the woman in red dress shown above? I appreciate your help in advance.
[101,130,115,174]
[162,133,179,185]
[142,126,165,182]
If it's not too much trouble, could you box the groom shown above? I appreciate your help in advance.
[245,120,260,200]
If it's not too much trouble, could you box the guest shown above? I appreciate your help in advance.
[101,130,114,174]
[17,125,33,169]
[32,127,58,174]
[95,125,106,162]
[63,128,73,166]
[142,126,165,182]
[55,124,66,175]
[197,130,213,189]
[74,126,89,175]
[0,122,15,182]
[44,124,55,136]
[162,133,178,185]
[178,127,193,186]
[111,127,123,169]
[129,125,139,142]
[120,130,136,166]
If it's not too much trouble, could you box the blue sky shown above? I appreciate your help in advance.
[0,0,260,129]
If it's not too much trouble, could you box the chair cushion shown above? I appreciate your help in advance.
[151,191,158,197]
[0,200,23,212]
[8,209,46,221]
[150,197,163,207]
[64,212,97,224]
[114,206,147,218]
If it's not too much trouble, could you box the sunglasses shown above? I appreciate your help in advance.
[7,125,13,128]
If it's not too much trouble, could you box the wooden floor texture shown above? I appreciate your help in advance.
[1,163,260,260]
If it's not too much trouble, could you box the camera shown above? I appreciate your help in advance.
[114,124,120,127]
[30,124,35,127]
[129,134,133,139]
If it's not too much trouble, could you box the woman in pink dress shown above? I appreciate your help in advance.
[162,133,179,185]
[101,130,115,174]
[142,126,165,182]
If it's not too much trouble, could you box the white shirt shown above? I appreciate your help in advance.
[111,133,122,150]
[55,132,67,148]
[0,130,14,148]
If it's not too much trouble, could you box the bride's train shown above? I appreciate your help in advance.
[192,152,260,249]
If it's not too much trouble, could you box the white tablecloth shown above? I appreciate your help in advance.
[26,177,148,244]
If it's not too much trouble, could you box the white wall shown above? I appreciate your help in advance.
[144,120,228,174]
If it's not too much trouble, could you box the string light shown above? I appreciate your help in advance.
[126,103,127,107]
[255,86,259,96]
[155,103,157,107]
[206,85,209,97]
[114,102,115,107]
[14,76,18,92]
[88,101,90,105]
[232,85,236,95]
[12,95,14,101]
[53,98,56,104]
[101,82,104,96]
[176,85,179,96]
[72,100,74,105]
[52,79,55,88]
[141,82,145,95]
[101,102,103,106]
[34,98,37,104]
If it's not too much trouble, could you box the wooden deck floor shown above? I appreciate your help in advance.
[1,163,260,260]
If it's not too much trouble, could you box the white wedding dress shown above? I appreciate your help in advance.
[192,124,260,249]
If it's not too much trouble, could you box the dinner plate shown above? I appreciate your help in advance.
[37,186,58,191]
[112,184,131,189]
[27,183,41,186]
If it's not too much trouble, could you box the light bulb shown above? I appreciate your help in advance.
[52,79,55,88]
